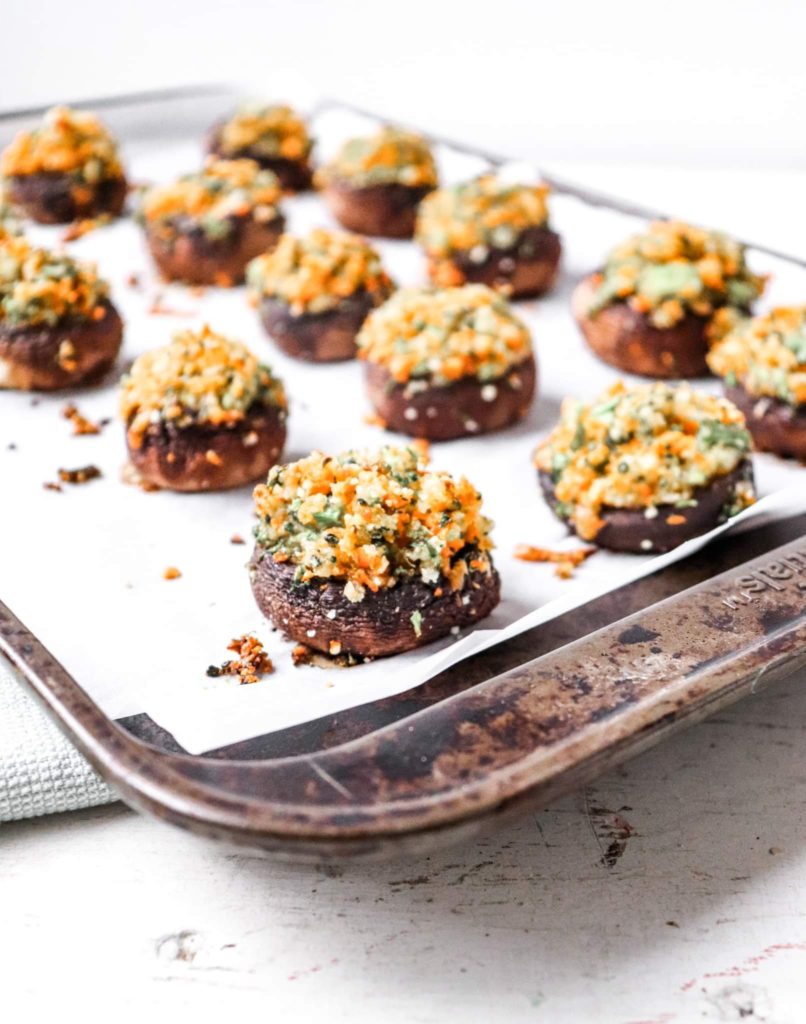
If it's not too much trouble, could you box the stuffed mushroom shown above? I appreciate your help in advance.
[1,105,127,224]
[533,380,756,553]
[573,221,765,378]
[206,102,314,192]
[0,232,122,390]
[120,325,287,492]
[416,174,561,298]
[316,126,437,238]
[247,228,394,361]
[139,158,284,286]
[357,284,536,440]
[249,445,500,658]
[708,305,806,460]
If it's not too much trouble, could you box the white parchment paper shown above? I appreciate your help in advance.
[0,106,803,753]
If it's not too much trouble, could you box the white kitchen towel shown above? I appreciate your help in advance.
[0,661,117,823]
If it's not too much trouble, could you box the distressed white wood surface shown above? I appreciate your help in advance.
[2,166,805,1022]
[2,668,805,1023]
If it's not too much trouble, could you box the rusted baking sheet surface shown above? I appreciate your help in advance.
[2,514,805,860]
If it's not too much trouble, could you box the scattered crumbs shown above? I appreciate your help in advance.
[514,543,596,579]
[410,609,423,637]
[666,920,680,928]
[57,464,102,484]
[147,293,194,317]
[292,643,314,667]
[204,449,223,466]
[328,639,342,656]
[62,402,102,436]
[363,412,387,429]
[207,634,274,685]
[230,533,246,545]
[163,566,182,580]
[43,481,63,493]
[60,214,111,242]
[665,513,687,526]
[325,681,335,689]
[121,462,161,491]
[125,272,142,289]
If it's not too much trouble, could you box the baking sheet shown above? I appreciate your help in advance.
[0,103,803,754]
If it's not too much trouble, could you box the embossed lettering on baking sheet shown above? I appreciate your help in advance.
[721,548,806,610]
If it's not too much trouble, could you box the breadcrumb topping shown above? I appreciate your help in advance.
[357,284,532,385]
[707,306,806,407]
[253,445,494,601]
[587,221,765,329]
[416,175,551,265]
[1,106,124,182]
[533,381,755,541]
[120,325,287,445]
[140,158,282,240]
[247,228,394,315]
[0,234,109,327]
[207,634,274,684]
[216,103,312,162]
[317,126,437,189]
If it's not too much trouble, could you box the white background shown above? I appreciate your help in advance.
[4,0,806,170]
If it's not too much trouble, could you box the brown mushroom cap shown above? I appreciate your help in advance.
[144,211,285,286]
[538,462,754,554]
[250,548,501,658]
[572,273,712,378]
[365,355,537,441]
[431,225,562,299]
[725,384,806,461]
[126,403,287,492]
[0,299,123,391]
[258,291,377,362]
[322,181,432,238]
[6,173,127,225]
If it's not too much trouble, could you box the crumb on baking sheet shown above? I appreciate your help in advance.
[125,272,141,289]
[57,464,102,484]
[290,641,367,669]
[62,402,102,436]
[230,533,246,545]
[207,634,274,685]
[514,543,596,578]
[147,293,194,317]
[43,481,62,492]
[291,643,314,666]
[363,412,387,429]
[60,213,111,243]
[163,566,181,580]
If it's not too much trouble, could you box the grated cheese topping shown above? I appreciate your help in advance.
[533,381,755,540]
[1,106,124,182]
[416,174,550,258]
[247,228,394,315]
[586,221,765,329]
[215,103,312,161]
[0,234,109,327]
[253,445,494,601]
[120,325,286,445]
[316,126,438,189]
[357,284,532,385]
[140,158,282,240]
[707,306,806,407]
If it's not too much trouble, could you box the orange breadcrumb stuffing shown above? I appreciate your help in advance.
[163,566,182,580]
[316,126,437,189]
[217,104,312,162]
[207,634,274,684]
[1,106,124,180]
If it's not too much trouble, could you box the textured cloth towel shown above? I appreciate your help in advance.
[0,660,117,822]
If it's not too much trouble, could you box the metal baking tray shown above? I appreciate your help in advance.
[1,86,804,860]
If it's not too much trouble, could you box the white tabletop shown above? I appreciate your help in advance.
[2,163,805,1022]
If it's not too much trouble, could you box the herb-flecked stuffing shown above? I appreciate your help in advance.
[253,446,494,603]
[120,325,286,447]
[357,284,532,386]
[316,127,437,189]
[533,381,756,541]
[587,221,765,330]
[1,106,124,183]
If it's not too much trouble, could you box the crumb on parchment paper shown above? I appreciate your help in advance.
[207,634,274,685]
[62,403,102,436]
[514,543,596,579]
[162,566,181,580]
[57,464,102,484]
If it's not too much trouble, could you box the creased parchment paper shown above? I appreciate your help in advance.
[0,106,803,753]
